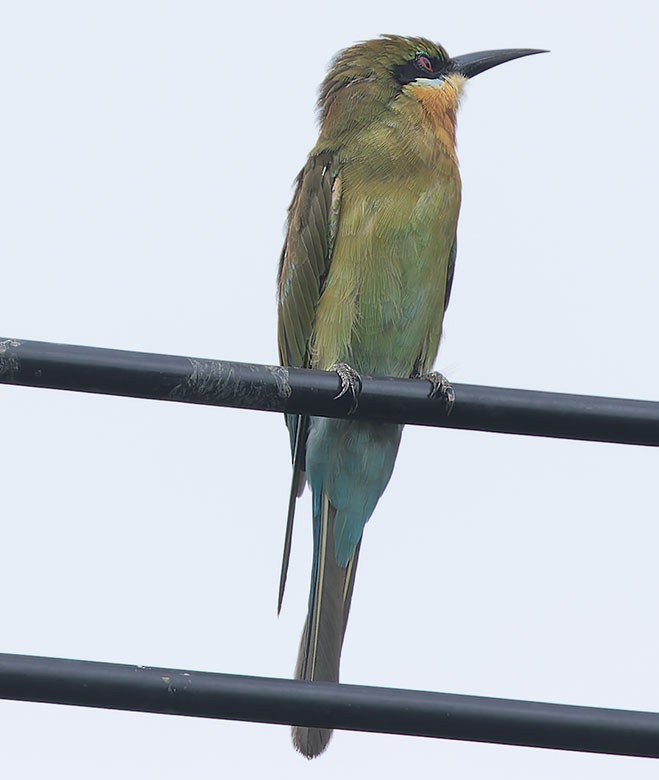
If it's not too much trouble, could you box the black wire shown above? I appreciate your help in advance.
[1,336,658,445]
[1,337,659,755]
[0,653,657,757]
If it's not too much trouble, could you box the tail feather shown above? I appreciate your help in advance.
[278,415,308,614]
[292,493,361,758]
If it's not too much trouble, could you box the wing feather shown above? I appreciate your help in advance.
[411,235,458,377]
[444,236,457,311]
[278,151,340,370]
[277,151,341,609]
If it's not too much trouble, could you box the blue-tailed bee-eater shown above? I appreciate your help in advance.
[277,35,544,757]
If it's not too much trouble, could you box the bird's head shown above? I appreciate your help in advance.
[317,35,544,145]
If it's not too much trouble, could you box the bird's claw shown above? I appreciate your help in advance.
[331,362,362,414]
[422,371,455,414]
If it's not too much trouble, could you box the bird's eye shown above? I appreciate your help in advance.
[415,54,434,73]
[393,52,444,85]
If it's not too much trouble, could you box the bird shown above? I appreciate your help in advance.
[276,35,544,758]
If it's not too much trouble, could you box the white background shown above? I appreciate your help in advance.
[1,1,658,777]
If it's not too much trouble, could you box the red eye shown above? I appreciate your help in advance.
[416,54,434,73]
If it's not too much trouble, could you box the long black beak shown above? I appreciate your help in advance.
[449,48,547,79]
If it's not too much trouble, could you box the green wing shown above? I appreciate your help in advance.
[278,151,340,370]
[411,236,458,378]
[444,237,457,311]
[277,150,341,611]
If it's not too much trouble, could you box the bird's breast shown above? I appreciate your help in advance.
[312,153,461,376]
[310,86,465,376]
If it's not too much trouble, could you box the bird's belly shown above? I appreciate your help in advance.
[349,276,439,376]
[312,179,459,377]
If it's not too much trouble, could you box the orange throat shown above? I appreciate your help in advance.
[405,73,466,161]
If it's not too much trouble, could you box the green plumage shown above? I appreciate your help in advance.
[278,36,461,377]
[276,34,543,758]
[278,36,461,760]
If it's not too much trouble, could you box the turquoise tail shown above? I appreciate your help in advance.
[292,417,402,758]
[292,492,360,758]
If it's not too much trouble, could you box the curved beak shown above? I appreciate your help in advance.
[449,48,547,79]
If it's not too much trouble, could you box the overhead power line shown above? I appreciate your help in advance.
[1,336,658,445]
[1,335,658,757]
[0,652,658,758]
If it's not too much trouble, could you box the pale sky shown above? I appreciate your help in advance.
[1,1,658,778]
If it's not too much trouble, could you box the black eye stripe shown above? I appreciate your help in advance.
[393,53,448,85]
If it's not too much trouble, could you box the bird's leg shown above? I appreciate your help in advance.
[419,371,455,415]
[331,362,362,414]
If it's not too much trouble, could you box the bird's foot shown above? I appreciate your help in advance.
[331,362,362,414]
[420,371,455,415]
